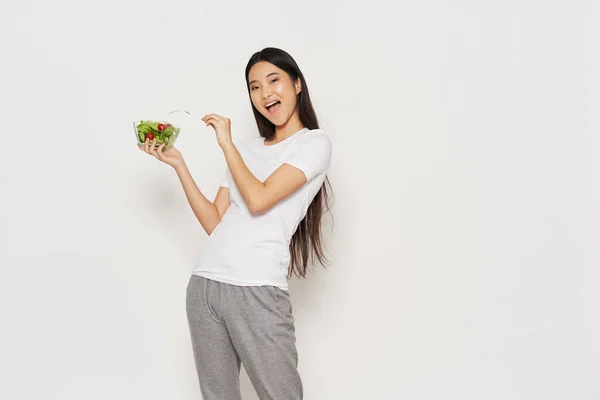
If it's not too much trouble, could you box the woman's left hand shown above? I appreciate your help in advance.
[202,113,233,147]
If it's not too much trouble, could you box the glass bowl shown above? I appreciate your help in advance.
[133,119,181,150]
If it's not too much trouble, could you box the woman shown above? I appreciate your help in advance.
[138,47,333,399]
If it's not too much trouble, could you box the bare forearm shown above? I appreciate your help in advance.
[174,163,221,235]
[220,142,265,212]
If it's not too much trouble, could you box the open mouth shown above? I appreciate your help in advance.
[265,100,281,114]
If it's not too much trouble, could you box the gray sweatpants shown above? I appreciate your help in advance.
[185,274,303,399]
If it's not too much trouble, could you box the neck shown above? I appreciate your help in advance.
[274,114,304,141]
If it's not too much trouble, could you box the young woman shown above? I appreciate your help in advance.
[137,47,333,399]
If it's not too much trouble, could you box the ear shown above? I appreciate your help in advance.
[295,78,302,95]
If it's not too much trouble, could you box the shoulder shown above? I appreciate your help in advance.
[293,128,332,149]
[283,128,332,164]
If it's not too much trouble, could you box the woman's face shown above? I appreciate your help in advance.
[248,61,301,126]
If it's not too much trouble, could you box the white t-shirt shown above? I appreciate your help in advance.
[191,127,332,290]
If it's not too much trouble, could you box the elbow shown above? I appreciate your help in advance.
[248,199,270,214]
[248,202,265,214]
[206,216,224,236]
[247,186,270,214]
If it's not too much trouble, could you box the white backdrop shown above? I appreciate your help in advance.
[1,0,599,399]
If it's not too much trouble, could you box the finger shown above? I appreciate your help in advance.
[138,143,149,155]
[204,113,224,122]
[206,117,222,125]
[148,138,157,155]
[155,144,166,160]
[139,143,149,154]
[144,138,150,153]
[214,115,230,126]
[204,118,218,127]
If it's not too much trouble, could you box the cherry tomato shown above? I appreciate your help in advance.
[146,133,155,140]
[166,123,172,127]
[157,123,166,131]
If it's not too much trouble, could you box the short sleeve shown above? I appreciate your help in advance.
[283,132,332,182]
[220,167,229,187]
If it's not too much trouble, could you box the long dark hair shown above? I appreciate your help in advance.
[245,47,334,279]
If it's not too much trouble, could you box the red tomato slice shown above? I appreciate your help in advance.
[157,124,166,131]
[146,133,155,140]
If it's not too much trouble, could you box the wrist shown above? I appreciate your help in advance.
[219,140,235,151]
[174,162,188,174]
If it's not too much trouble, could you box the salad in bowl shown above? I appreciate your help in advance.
[133,120,181,150]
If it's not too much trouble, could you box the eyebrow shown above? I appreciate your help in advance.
[248,72,280,86]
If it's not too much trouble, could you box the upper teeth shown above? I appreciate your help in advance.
[266,101,278,107]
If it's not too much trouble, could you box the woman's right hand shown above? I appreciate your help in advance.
[138,138,185,169]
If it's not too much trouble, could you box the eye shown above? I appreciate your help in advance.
[270,78,279,84]
[250,86,258,91]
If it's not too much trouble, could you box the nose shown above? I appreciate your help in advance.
[262,89,272,100]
